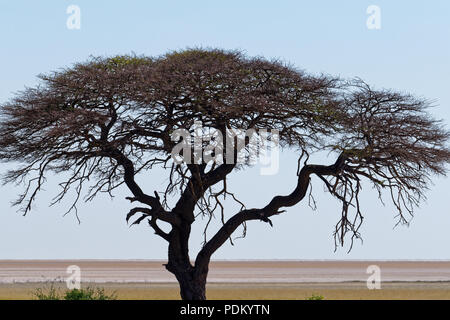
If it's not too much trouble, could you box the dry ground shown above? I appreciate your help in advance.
[1,261,449,299]
[1,281,450,300]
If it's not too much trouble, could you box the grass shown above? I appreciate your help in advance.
[0,282,448,300]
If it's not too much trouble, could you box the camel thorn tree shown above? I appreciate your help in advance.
[1,49,449,300]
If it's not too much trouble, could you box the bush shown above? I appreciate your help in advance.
[306,294,324,300]
[63,287,116,300]
[32,284,116,300]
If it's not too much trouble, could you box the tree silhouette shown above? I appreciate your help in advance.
[1,49,449,300]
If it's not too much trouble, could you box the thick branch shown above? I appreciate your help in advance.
[126,206,181,226]
[194,154,347,272]
[109,148,162,209]
[172,163,236,222]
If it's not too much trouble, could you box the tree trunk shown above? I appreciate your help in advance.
[174,269,207,300]
[165,220,208,300]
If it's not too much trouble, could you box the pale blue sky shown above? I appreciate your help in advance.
[0,1,449,260]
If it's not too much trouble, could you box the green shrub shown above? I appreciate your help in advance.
[306,294,324,300]
[63,287,116,300]
[32,284,116,300]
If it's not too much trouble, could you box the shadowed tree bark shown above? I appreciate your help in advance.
[1,49,449,300]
